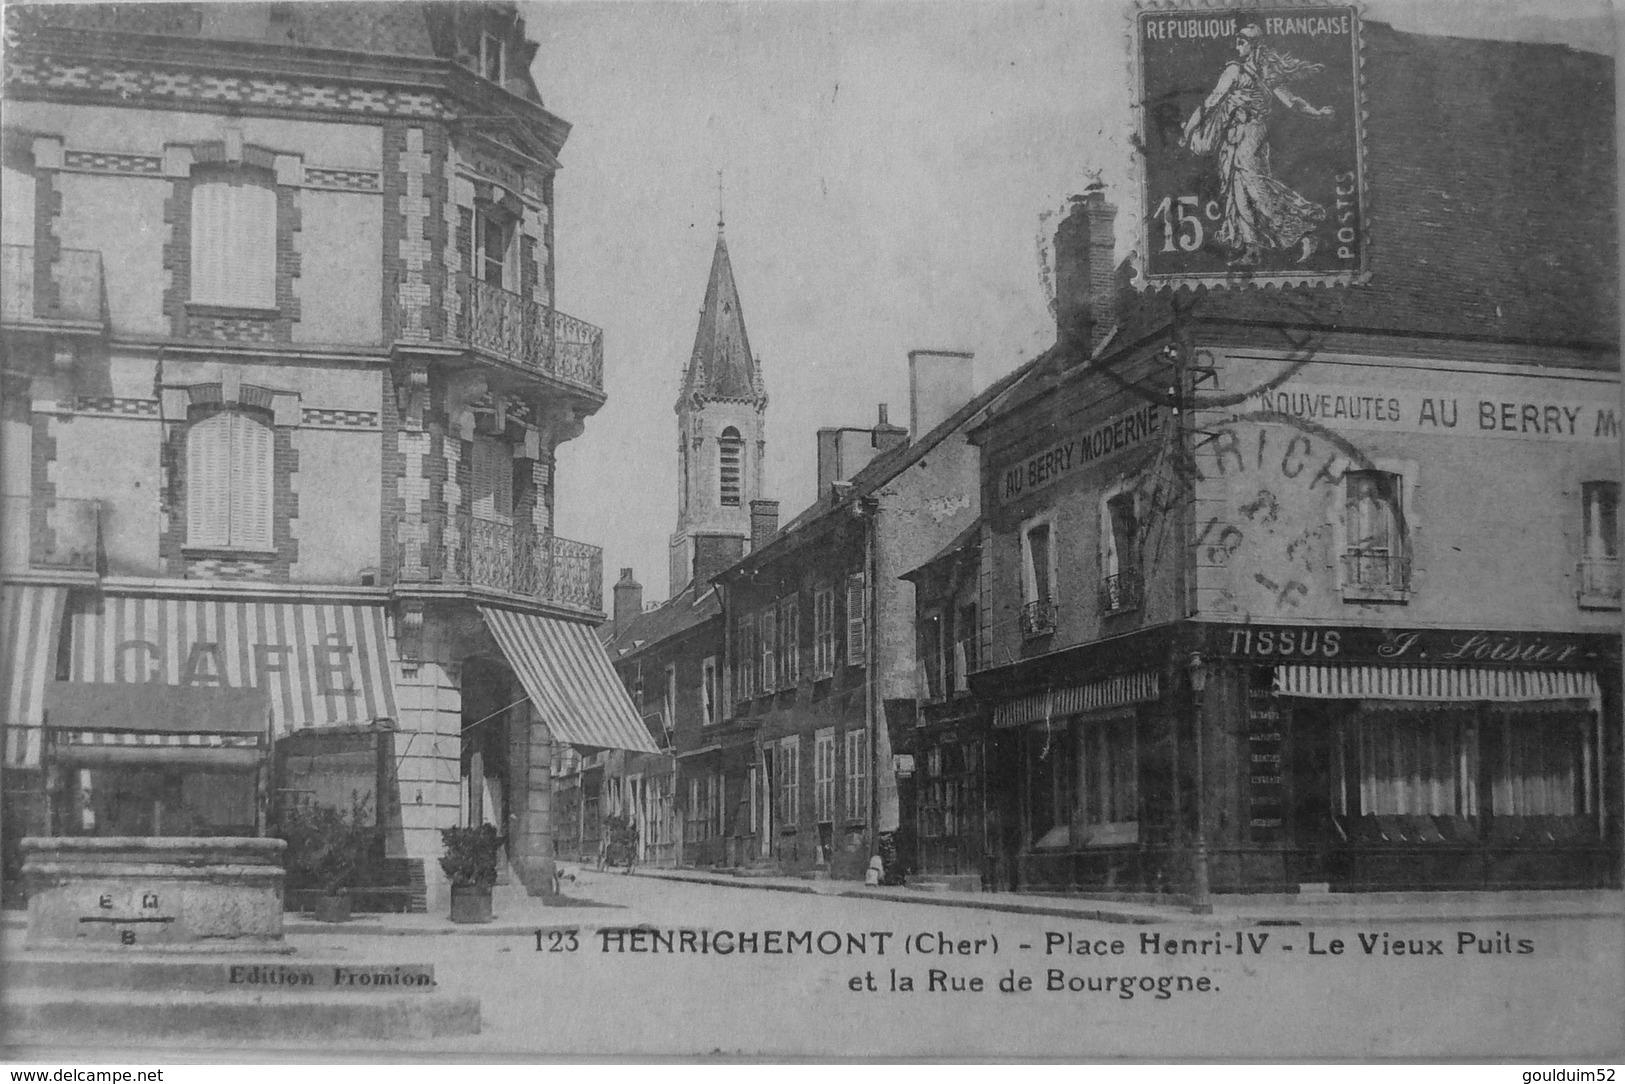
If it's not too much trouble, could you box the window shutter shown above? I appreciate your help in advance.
[187,413,233,546]
[230,413,274,550]
[845,573,866,666]
[235,183,278,309]
[190,183,231,305]
[192,181,276,308]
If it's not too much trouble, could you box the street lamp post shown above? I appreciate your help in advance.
[1188,650,1212,913]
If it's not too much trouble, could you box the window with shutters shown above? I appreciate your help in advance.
[777,735,801,827]
[471,437,514,523]
[812,585,835,678]
[735,615,757,700]
[701,656,719,726]
[472,208,516,289]
[844,729,868,822]
[1580,481,1620,609]
[186,410,274,551]
[814,728,836,822]
[759,607,777,693]
[190,175,277,309]
[779,596,800,687]
[845,572,866,667]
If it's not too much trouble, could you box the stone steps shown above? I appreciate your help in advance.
[3,987,480,1043]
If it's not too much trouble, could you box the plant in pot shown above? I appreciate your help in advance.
[278,795,374,923]
[440,823,503,924]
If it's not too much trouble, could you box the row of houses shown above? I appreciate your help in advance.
[569,21,1623,897]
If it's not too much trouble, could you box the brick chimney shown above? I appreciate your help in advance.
[908,350,974,438]
[750,499,780,551]
[612,567,643,635]
[872,403,908,453]
[1054,182,1118,358]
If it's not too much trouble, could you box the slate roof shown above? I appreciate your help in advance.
[681,233,763,404]
[601,581,722,660]
[1111,23,1617,355]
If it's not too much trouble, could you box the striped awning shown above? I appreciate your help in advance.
[57,595,397,756]
[1274,665,1599,702]
[480,606,659,754]
[2,585,69,769]
[993,672,1161,728]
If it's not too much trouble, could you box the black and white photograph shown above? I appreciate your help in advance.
[0,0,1619,1064]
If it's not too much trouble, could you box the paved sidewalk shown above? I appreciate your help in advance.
[626,864,1625,926]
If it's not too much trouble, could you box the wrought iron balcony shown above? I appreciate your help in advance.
[1578,556,1621,609]
[1341,549,1411,592]
[394,512,603,612]
[1,245,106,330]
[1098,569,1144,614]
[1019,597,1056,639]
[395,272,603,395]
[2,494,102,572]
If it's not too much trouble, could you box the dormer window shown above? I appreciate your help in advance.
[481,31,506,84]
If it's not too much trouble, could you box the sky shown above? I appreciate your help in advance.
[532,0,1615,604]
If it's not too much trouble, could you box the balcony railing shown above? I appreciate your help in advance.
[1341,549,1411,593]
[1019,597,1056,639]
[1098,569,1143,614]
[1578,556,1621,608]
[2,494,102,572]
[394,512,602,612]
[1,245,105,328]
[396,272,603,395]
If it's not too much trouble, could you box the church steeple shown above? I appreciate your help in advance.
[670,227,768,597]
[678,232,764,408]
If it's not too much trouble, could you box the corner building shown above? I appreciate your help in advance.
[971,25,1620,895]
[0,2,655,909]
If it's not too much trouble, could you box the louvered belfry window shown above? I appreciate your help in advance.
[190,176,277,308]
[187,410,273,550]
[719,427,743,507]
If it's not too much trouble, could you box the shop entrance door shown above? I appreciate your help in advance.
[1286,703,1336,884]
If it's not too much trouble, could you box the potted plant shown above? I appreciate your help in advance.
[277,796,374,923]
[440,824,503,924]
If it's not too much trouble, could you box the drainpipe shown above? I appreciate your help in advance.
[860,495,881,860]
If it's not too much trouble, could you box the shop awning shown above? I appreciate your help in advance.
[479,606,660,754]
[1274,665,1599,702]
[44,682,268,769]
[60,595,398,752]
[1,585,69,769]
[993,672,1161,728]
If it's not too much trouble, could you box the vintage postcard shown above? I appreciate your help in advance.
[0,0,1620,1062]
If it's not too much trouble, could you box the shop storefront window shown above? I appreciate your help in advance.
[1332,704,1593,828]
[1080,711,1138,844]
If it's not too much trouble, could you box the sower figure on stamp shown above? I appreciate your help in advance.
[1181,23,1334,267]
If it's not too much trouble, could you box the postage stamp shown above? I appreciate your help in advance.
[1133,2,1369,288]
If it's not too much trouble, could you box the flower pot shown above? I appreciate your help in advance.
[313,893,351,923]
[449,883,493,924]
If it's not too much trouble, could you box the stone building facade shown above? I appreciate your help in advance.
[0,1,654,909]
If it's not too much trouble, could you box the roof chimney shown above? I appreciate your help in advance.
[1054,182,1118,359]
[908,350,974,438]
[750,499,780,551]
[873,403,908,453]
[612,567,643,635]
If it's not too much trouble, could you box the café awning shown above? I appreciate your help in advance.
[479,606,660,754]
[1,585,69,768]
[43,681,269,768]
[61,594,398,746]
